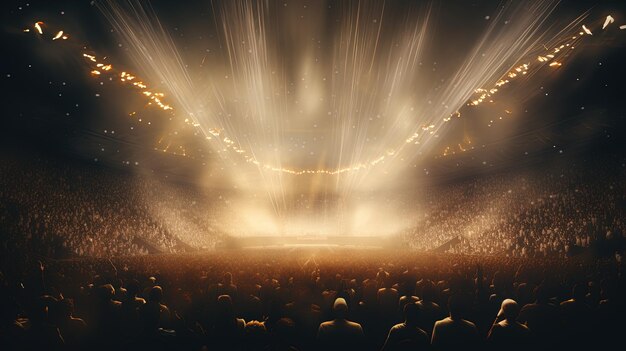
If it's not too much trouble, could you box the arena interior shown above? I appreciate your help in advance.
[1,0,626,350]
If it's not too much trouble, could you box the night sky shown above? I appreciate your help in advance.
[2,0,626,186]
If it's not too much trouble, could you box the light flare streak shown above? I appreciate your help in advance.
[93,0,621,193]
[24,6,624,185]
[34,21,43,35]
[52,30,64,40]
[603,15,614,30]
[21,3,626,233]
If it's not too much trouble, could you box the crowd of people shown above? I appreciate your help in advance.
[404,160,626,257]
[1,151,625,349]
[2,153,625,260]
[0,154,231,258]
[0,250,624,350]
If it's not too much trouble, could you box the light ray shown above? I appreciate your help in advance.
[24,2,624,194]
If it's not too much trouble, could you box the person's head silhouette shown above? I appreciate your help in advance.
[333,298,348,319]
[148,286,163,303]
[404,302,420,326]
[216,294,235,322]
[448,294,468,320]
[498,299,519,322]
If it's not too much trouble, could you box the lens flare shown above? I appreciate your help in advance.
[34,21,44,35]
[22,2,625,229]
[602,15,614,30]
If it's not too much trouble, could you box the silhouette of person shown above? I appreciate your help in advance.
[487,299,531,350]
[381,302,430,351]
[431,294,480,351]
[138,285,170,337]
[559,283,592,348]
[53,298,87,350]
[518,285,559,348]
[211,294,245,349]
[416,280,443,335]
[317,297,365,351]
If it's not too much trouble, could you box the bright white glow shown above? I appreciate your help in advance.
[87,0,604,236]
[602,15,614,30]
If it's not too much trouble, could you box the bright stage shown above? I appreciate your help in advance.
[216,235,405,249]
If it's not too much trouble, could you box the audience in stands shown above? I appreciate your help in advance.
[1,154,625,349]
[1,155,624,260]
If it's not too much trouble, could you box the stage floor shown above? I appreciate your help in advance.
[216,235,403,249]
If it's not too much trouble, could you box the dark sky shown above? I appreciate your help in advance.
[1,0,625,185]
